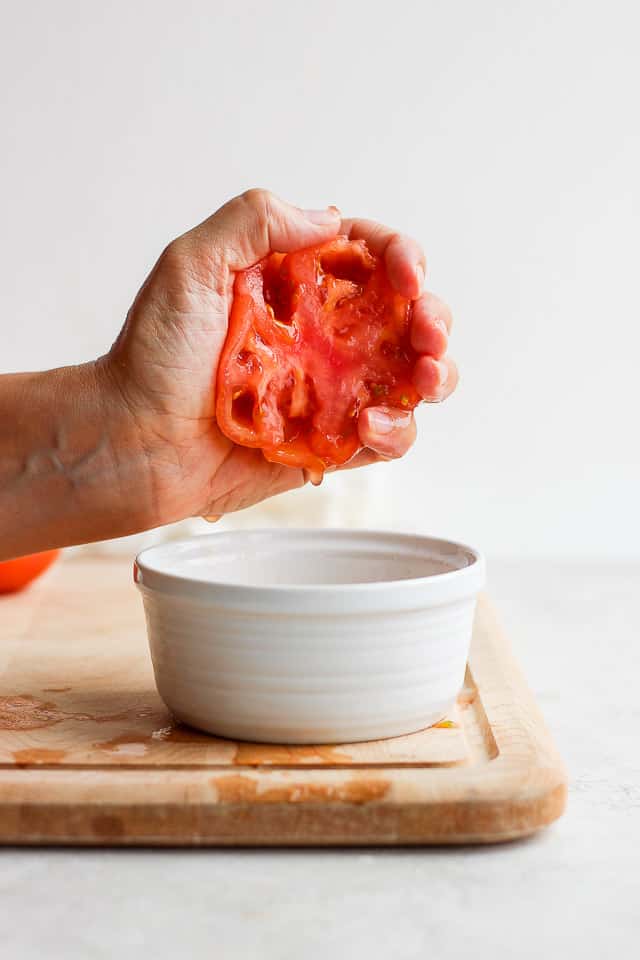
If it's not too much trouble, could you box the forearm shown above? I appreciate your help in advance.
[0,359,158,559]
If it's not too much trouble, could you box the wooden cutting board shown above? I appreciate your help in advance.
[0,556,566,845]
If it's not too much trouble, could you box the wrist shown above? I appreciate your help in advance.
[100,344,220,528]
[91,354,163,533]
[0,359,163,559]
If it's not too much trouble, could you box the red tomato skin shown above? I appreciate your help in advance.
[0,550,60,594]
[216,237,420,473]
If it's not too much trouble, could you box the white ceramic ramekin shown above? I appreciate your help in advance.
[134,530,485,744]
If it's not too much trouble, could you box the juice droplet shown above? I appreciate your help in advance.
[203,514,222,523]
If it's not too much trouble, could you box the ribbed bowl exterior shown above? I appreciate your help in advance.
[141,590,479,743]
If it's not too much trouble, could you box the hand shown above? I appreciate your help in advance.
[105,189,458,523]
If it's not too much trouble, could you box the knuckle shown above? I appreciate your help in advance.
[153,237,218,311]
[161,236,190,267]
[241,187,273,213]
[387,230,404,250]
[426,292,453,328]
[162,234,224,288]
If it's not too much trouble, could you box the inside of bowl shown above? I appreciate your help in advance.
[140,531,477,588]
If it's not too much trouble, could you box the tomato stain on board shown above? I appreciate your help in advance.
[0,695,63,730]
[93,732,149,756]
[91,721,228,755]
[0,693,159,731]
[432,720,458,729]
[12,747,67,765]
[213,774,390,805]
[149,722,216,745]
[233,742,353,766]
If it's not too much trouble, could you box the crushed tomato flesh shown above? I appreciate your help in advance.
[215,236,420,473]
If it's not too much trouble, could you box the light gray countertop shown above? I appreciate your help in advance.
[1,559,639,958]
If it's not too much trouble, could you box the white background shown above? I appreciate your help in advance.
[1,0,638,558]
[1,8,640,955]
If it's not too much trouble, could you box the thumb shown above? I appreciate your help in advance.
[190,188,341,270]
[358,407,417,460]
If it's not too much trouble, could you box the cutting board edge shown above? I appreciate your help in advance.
[0,568,568,846]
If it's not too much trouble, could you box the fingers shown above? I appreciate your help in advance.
[357,407,417,459]
[411,292,453,359]
[185,199,430,305]
[340,220,458,403]
[333,448,385,473]
[187,199,428,304]
[413,356,459,402]
[386,234,425,300]
[190,189,341,271]
[340,218,425,300]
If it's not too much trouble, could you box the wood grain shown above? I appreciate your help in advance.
[0,557,566,845]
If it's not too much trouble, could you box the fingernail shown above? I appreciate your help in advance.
[367,409,395,435]
[433,316,448,334]
[437,361,449,387]
[302,207,341,225]
[415,264,425,291]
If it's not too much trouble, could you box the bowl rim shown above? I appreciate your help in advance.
[134,528,485,612]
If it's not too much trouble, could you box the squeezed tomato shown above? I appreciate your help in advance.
[216,237,420,473]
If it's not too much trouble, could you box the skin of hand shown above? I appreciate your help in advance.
[104,189,458,523]
[0,189,457,559]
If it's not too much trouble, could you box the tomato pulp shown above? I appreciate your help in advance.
[216,237,420,474]
[0,550,60,594]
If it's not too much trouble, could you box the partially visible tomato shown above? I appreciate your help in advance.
[0,550,60,594]
[216,236,420,474]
